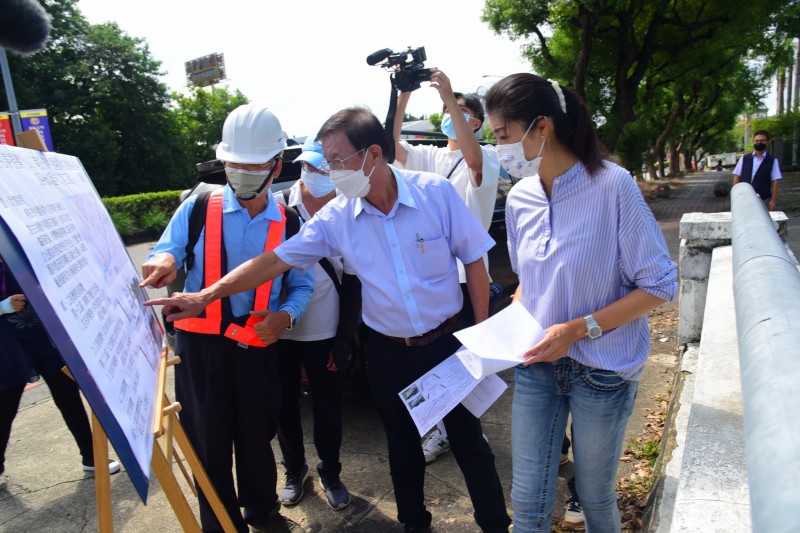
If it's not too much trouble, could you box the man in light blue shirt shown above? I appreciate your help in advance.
[148,107,512,533]
[141,104,313,533]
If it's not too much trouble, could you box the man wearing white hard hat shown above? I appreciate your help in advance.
[272,135,362,512]
[141,104,313,533]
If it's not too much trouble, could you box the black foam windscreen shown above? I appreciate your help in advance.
[0,0,51,55]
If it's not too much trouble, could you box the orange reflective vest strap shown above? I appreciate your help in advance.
[174,189,225,335]
[222,202,287,347]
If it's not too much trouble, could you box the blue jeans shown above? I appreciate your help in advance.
[511,358,637,533]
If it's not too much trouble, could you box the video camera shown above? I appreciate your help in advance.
[366,46,433,92]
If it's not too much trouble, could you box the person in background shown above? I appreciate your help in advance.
[273,136,362,511]
[0,258,120,484]
[140,104,313,533]
[392,68,500,464]
[485,74,677,532]
[733,129,782,210]
[147,106,512,533]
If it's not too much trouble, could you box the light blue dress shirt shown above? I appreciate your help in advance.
[275,167,495,338]
[506,161,677,380]
[149,185,313,321]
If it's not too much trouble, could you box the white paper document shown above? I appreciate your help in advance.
[454,301,546,379]
[0,145,160,481]
[461,373,508,419]
[399,350,510,436]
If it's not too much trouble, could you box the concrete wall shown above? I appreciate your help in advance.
[677,212,788,346]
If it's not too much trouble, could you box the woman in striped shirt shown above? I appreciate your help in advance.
[485,74,677,533]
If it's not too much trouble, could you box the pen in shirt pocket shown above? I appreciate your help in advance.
[416,232,425,253]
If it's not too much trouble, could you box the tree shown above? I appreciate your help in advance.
[482,0,789,159]
[171,86,249,167]
[1,0,193,196]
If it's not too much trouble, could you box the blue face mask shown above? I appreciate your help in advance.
[440,113,473,140]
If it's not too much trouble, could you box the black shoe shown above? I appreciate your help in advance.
[249,513,306,533]
[279,463,309,506]
[319,473,351,510]
[561,435,571,465]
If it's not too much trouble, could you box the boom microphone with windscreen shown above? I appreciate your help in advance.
[366,48,392,66]
[0,0,51,55]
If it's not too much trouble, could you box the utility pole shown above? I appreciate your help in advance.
[0,48,22,136]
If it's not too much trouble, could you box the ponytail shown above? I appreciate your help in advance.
[485,73,608,175]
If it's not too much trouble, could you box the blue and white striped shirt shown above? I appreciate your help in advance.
[506,161,677,380]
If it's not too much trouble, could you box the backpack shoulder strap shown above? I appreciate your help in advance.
[184,190,212,271]
[282,202,300,239]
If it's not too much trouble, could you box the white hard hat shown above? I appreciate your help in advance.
[216,104,286,164]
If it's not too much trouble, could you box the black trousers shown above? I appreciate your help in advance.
[175,331,281,533]
[276,338,342,479]
[366,329,511,532]
[0,368,93,474]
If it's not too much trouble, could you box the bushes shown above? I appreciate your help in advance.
[102,190,182,242]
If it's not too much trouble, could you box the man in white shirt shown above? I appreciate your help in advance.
[273,136,361,512]
[733,129,782,210]
[393,69,501,463]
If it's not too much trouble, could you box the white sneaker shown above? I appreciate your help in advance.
[560,496,586,531]
[82,459,121,475]
[421,429,451,464]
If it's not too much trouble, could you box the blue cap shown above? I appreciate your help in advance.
[294,135,328,171]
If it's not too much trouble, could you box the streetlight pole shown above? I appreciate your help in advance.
[0,48,23,136]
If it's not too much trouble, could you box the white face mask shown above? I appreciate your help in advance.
[225,168,271,199]
[495,118,545,179]
[300,169,336,198]
[329,150,373,199]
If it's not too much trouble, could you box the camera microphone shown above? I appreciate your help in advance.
[0,0,51,55]
[366,48,392,66]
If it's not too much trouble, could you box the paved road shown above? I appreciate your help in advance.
[1,171,797,533]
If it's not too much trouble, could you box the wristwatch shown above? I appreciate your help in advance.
[583,314,602,339]
[282,310,295,330]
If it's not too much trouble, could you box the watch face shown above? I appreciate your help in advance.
[588,326,602,339]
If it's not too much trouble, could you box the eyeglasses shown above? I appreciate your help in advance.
[224,159,276,172]
[301,161,330,175]
[325,148,366,171]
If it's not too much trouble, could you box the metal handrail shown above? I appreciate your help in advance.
[731,182,800,533]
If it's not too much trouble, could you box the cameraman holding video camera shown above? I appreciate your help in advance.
[392,69,501,464]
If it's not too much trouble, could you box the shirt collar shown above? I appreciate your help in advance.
[222,184,282,221]
[353,166,417,217]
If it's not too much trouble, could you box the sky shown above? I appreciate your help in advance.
[77,0,532,138]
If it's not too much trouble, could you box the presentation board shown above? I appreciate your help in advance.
[0,145,161,501]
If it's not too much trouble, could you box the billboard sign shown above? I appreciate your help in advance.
[19,109,54,152]
[185,53,226,88]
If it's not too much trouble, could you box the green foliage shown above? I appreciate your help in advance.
[429,112,443,132]
[171,86,249,165]
[139,209,171,233]
[0,0,246,198]
[732,113,800,152]
[481,0,790,168]
[483,125,496,144]
[102,190,182,239]
[106,209,136,238]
